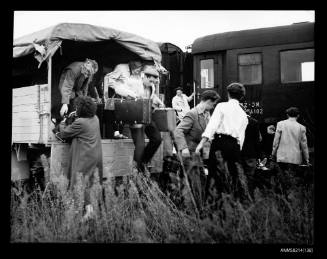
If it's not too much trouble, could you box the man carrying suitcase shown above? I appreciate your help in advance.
[130,65,165,174]
[106,62,164,174]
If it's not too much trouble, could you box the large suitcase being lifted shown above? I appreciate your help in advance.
[108,98,152,124]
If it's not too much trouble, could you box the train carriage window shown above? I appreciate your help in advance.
[238,53,262,85]
[280,49,314,83]
[200,59,214,88]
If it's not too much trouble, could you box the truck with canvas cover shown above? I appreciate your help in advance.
[12,23,164,187]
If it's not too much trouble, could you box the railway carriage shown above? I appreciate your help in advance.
[191,22,314,148]
[157,42,186,107]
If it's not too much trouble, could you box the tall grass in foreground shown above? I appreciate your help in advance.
[10,168,313,243]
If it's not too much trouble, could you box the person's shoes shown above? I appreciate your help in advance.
[113,131,129,139]
[113,134,129,139]
[135,163,150,178]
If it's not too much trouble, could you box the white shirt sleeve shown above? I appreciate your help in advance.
[186,93,194,102]
[113,82,137,98]
[172,96,181,110]
[104,64,139,98]
[202,103,222,140]
[104,64,130,90]
[152,94,164,108]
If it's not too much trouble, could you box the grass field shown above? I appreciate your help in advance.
[10,164,314,243]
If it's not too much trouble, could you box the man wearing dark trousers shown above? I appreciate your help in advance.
[129,65,164,173]
[241,115,261,197]
[196,83,250,202]
[106,62,164,174]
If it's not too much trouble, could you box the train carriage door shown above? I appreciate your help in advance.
[194,53,223,104]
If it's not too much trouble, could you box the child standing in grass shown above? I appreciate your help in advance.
[58,96,103,221]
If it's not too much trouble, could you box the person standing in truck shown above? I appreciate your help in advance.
[56,58,98,119]
[105,62,164,174]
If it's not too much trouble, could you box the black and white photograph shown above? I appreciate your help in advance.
[10,10,316,253]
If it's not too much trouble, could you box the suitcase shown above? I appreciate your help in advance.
[152,108,177,132]
[114,98,152,124]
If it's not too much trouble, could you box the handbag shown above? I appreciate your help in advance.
[105,94,116,110]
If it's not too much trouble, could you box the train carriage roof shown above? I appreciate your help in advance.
[13,23,162,63]
[192,22,314,54]
[157,42,183,54]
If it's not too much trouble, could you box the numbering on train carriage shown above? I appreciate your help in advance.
[191,22,314,147]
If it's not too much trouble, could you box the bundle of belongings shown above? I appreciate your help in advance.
[52,111,77,142]
[159,153,206,212]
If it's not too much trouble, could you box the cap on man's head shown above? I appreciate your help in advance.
[129,60,143,70]
[175,87,183,92]
[142,65,159,77]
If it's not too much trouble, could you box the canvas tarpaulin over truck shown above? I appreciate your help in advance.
[13,23,162,65]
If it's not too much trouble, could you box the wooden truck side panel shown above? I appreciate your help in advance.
[12,84,51,144]
[50,139,163,182]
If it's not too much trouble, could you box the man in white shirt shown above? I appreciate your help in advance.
[196,82,250,202]
[103,61,143,139]
[172,87,194,121]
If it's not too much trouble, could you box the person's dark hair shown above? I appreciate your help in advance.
[74,96,97,118]
[175,87,183,92]
[286,107,300,117]
[227,82,246,101]
[200,90,220,102]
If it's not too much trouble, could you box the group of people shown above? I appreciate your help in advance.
[55,58,165,220]
[172,83,311,204]
[54,58,311,220]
